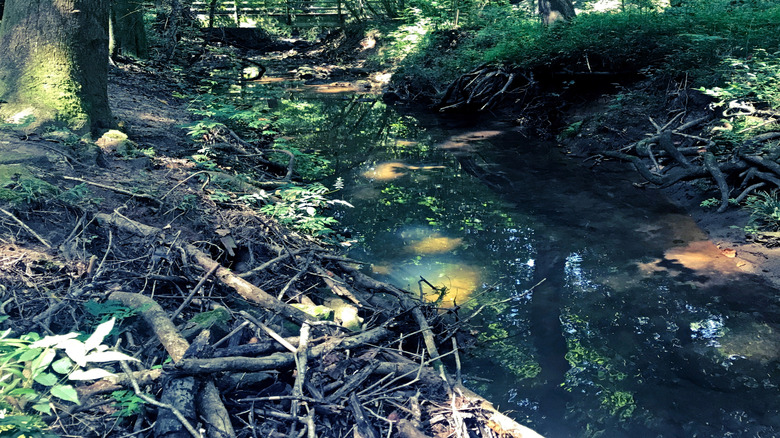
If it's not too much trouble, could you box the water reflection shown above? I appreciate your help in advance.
[240,77,780,437]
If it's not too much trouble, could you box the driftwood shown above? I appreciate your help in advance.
[168,326,392,374]
[95,211,316,324]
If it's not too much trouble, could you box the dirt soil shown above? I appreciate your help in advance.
[558,83,780,289]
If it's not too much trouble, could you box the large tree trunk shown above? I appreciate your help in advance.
[110,0,148,59]
[0,0,112,134]
[539,0,575,25]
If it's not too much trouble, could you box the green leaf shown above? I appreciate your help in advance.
[8,387,37,397]
[18,347,43,362]
[31,348,56,372]
[33,372,58,387]
[69,368,115,381]
[84,317,115,352]
[32,401,52,414]
[61,339,88,367]
[52,357,74,374]
[51,384,80,404]
[30,332,78,349]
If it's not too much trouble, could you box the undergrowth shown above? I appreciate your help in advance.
[394,0,780,95]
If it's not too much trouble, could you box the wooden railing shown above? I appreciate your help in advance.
[191,0,346,27]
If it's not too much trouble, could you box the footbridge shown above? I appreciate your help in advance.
[191,0,358,28]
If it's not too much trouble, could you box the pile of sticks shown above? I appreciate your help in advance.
[28,207,543,438]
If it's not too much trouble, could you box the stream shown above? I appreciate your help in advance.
[241,72,780,437]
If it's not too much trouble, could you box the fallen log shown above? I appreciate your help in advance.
[168,326,392,374]
[94,211,316,324]
[109,291,235,438]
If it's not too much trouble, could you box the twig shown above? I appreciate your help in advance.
[278,252,312,299]
[63,176,162,205]
[238,395,319,403]
[213,320,250,349]
[451,337,462,386]
[170,263,218,320]
[735,182,765,203]
[289,322,312,438]
[120,361,202,438]
[703,152,731,213]
[240,310,298,353]
[647,144,662,173]
[306,408,316,438]
[92,229,112,280]
[160,170,210,200]
[36,142,89,167]
[238,248,306,279]
[0,208,51,248]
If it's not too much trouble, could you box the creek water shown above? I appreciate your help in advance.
[243,75,780,437]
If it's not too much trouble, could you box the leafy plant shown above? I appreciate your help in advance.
[745,189,780,231]
[83,300,139,325]
[701,50,780,110]
[109,390,145,417]
[260,183,352,236]
[58,183,102,207]
[0,318,138,436]
[0,170,59,207]
[183,119,224,140]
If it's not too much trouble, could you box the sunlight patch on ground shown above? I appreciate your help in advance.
[370,264,392,275]
[255,76,289,84]
[420,264,481,308]
[632,214,746,280]
[140,112,176,124]
[665,240,743,274]
[304,84,359,94]
[636,241,744,281]
[369,261,480,308]
[582,0,620,12]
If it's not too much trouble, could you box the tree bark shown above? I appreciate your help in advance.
[0,0,112,134]
[110,0,148,58]
[539,0,575,25]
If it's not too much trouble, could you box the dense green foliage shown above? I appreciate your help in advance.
[394,0,780,92]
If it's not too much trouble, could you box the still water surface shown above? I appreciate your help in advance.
[249,77,780,437]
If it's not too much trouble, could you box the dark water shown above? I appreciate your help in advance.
[243,78,780,437]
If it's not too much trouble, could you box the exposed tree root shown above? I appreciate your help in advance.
[596,111,780,213]
[438,65,534,112]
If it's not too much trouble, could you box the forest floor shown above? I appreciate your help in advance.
[0,37,546,438]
